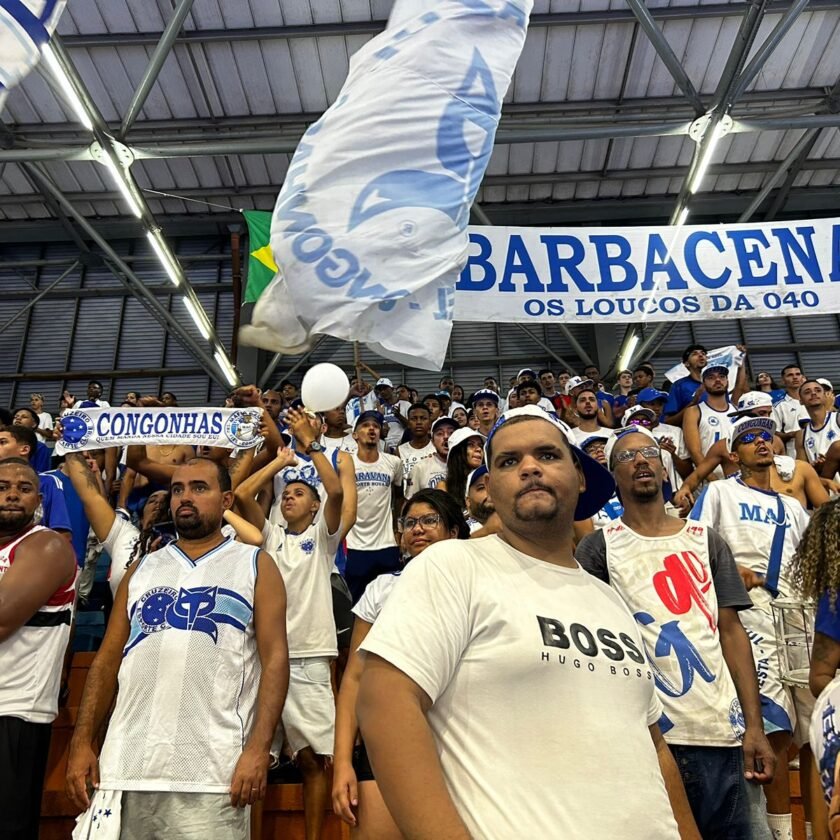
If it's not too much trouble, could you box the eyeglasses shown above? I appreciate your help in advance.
[735,430,773,445]
[614,446,661,463]
[398,513,443,532]
[628,416,653,427]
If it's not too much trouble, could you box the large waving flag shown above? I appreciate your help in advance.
[240,0,532,370]
[0,0,68,111]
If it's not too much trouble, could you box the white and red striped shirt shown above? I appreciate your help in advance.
[0,524,75,723]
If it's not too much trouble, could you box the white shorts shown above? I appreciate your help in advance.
[278,657,335,759]
[741,602,797,736]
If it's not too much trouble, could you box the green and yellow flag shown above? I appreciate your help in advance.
[242,210,278,303]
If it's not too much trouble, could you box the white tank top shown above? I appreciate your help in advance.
[602,519,743,747]
[98,537,261,792]
[0,524,75,723]
[697,402,734,479]
[803,412,840,464]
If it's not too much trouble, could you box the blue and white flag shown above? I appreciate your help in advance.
[55,407,264,454]
[664,345,746,384]
[240,0,531,371]
[0,0,67,111]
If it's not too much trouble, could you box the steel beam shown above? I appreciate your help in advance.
[3,366,211,382]
[0,261,80,334]
[119,0,197,138]
[729,0,812,105]
[515,324,579,373]
[737,128,819,221]
[625,0,704,115]
[27,164,231,389]
[0,282,232,301]
[58,1,840,48]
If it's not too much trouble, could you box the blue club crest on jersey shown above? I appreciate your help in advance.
[125,585,253,654]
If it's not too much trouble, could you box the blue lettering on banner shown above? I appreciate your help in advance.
[453,219,839,324]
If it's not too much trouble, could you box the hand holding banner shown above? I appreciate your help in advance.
[55,407,264,455]
[240,0,532,371]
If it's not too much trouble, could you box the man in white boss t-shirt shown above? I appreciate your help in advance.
[346,411,403,604]
[578,427,774,838]
[66,458,290,838]
[357,406,698,839]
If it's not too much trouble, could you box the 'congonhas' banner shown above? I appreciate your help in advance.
[55,407,264,454]
[453,217,840,323]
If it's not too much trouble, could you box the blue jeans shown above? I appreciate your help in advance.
[669,744,753,839]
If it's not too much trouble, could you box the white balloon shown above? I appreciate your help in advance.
[300,363,350,412]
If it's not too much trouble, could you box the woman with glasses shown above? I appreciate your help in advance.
[332,490,469,837]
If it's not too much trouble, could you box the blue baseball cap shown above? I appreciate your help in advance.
[637,387,668,404]
[466,465,489,499]
[483,406,615,520]
[702,363,729,379]
[471,388,500,405]
[353,410,384,431]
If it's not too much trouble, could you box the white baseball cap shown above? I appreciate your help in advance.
[565,375,594,395]
[621,405,656,427]
[446,428,486,462]
[728,391,773,417]
[727,416,777,452]
[374,377,393,389]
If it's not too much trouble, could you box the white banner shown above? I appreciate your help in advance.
[240,0,531,371]
[454,218,840,324]
[664,345,745,384]
[56,407,264,454]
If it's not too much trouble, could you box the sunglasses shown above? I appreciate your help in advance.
[735,430,773,445]
[614,446,661,463]
[628,416,653,427]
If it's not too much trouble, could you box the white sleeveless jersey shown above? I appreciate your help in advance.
[98,537,261,792]
[697,402,734,479]
[0,525,75,723]
[690,479,809,599]
[601,520,742,747]
[803,412,840,464]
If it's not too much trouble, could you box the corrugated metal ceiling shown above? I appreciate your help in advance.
[1,0,839,225]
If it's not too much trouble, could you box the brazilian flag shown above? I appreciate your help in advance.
[242,210,278,303]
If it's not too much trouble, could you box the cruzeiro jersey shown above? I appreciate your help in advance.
[689,478,809,600]
[697,402,734,479]
[803,412,840,464]
[602,520,742,747]
[98,537,261,793]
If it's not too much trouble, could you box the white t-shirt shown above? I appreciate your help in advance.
[347,452,403,551]
[377,399,412,451]
[407,454,447,497]
[361,536,678,840]
[803,412,840,465]
[352,571,401,625]
[398,441,435,493]
[321,432,357,454]
[104,513,140,597]
[773,394,809,457]
[569,425,612,446]
[262,518,340,658]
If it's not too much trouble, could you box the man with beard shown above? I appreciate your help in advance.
[261,389,284,427]
[577,428,773,838]
[683,364,736,476]
[464,465,494,532]
[356,405,699,839]
[66,458,290,838]
[690,417,813,840]
[774,365,809,457]
[0,458,77,840]
[569,389,610,445]
[471,389,500,438]
[796,380,840,470]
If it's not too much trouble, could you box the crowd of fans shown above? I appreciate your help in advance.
[4,343,840,839]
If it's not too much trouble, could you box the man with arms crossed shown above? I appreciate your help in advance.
[357,406,699,839]
[577,427,774,838]
[66,458,290,839]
